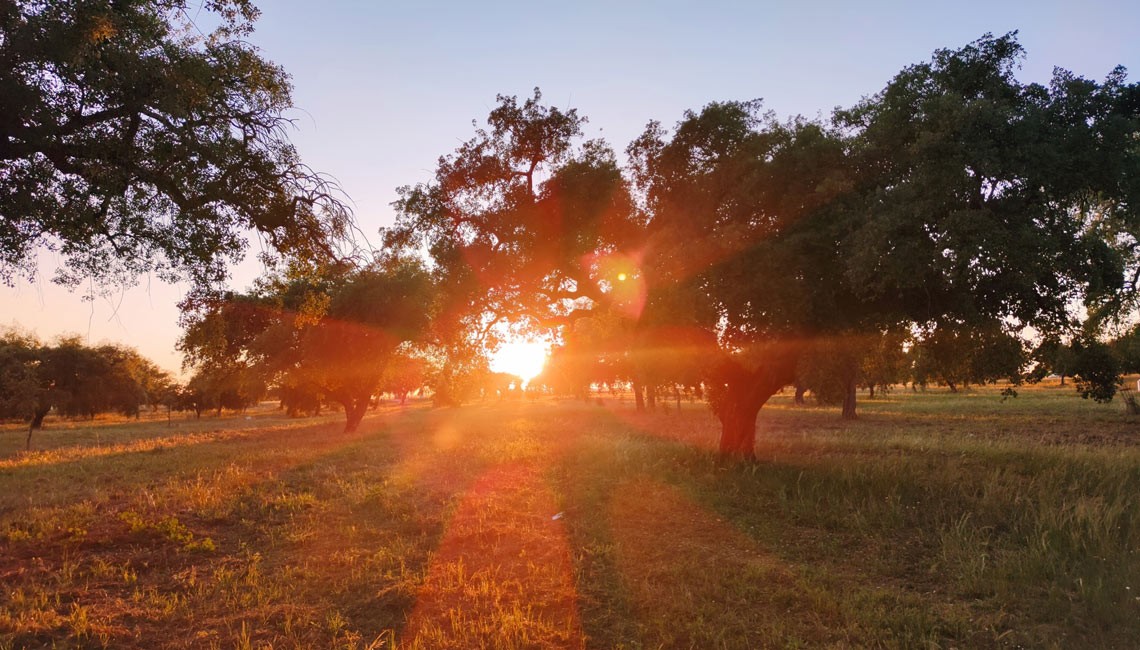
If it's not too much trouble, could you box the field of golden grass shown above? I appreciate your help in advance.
[1,384,1138,648]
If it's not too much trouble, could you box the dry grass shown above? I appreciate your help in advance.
[1,385,1138,649]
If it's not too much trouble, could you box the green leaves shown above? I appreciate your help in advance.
[0,0,351,288]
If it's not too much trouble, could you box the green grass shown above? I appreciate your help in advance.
[1,386,1138,648]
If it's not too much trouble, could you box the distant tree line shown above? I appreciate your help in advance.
[0,329,176,448]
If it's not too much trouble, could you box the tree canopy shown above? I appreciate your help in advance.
[1,0,351,288]
[0,329,173,447]
[386,33,1139,457]
[179,256,436,432]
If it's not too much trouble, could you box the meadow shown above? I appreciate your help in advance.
[1,384,1138,649]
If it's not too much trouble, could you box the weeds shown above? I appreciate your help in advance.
[1,389,1138,648]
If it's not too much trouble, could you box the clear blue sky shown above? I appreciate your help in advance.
[3,0,1137,373]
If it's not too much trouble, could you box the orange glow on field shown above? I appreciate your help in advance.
[490,341,548,384]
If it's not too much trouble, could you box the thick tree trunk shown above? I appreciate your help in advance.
[342,397,369,433]
[633,380,645,412]
[716,394,765,459]
[793,383,807,405]
[713,347,801,459]
[841,376,857,420]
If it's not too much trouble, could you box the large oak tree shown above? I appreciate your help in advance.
[1,0,350,288]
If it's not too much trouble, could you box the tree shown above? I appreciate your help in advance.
[1070,338,1122,403]
[389,35,1137,458]
[1,0,351,288]
[0,328,46,448]
[1030,336,1079,385]
[629,101,858,454]
[906,324,1026,392]
[386,89,640,400]
[180,257,436,432]
[627,33,1137,456]
[1,331,171,447]
[379,352,427,405]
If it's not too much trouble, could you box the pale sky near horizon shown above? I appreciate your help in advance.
[2,0,1138,375]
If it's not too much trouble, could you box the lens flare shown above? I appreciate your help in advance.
[490,341,548,384]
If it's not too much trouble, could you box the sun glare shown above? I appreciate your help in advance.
[490,341,548,385]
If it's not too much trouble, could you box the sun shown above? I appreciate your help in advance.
[490,341,548,385]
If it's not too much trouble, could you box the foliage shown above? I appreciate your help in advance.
[1069,339,1122,403]
[379,352,428,404]
[0,0,352,288]
[0,328,172,450]
[179,257,436,431]
[629,33,1137,453]
[386,89,639,383]
[909,323,1026,392]
[0,328,44,424]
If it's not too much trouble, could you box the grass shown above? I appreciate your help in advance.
[1,385,1138,648]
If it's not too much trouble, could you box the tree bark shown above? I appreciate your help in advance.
[841,376,857,420]
[712,346,801,459]
[30,407,48,430]
[717,391,766,459]
[342,396,369,433]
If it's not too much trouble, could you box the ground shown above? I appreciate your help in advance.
[1,384,1138,649]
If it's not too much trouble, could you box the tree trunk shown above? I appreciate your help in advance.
[947,381,958,393]
[646,384,657,410]
[716,394,765,459]
[674,385,681,413]
[841,376,857,420]
[30,407,48,430]
[343,397,368,433]
[633,380,645,412]
[1059,374,1066,386]
[793,383,807,405]
[868,384,875,400]
[26,421,34,451]
[713,348,801,459]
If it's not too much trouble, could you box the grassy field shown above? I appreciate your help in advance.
[1,384,1138,649]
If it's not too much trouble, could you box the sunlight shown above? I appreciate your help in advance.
[490,341,548,385]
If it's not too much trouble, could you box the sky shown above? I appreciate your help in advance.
[2,0,1138,375]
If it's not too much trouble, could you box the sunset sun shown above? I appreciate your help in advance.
[490,341,548,385]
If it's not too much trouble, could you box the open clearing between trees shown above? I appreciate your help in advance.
[1,385,1138,649]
